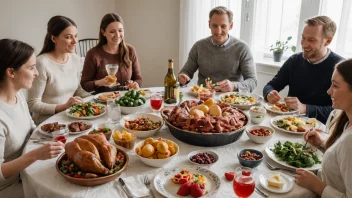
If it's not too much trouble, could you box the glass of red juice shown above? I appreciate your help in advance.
[233,166,255,198]
[52,129,68,144]
[150,93,163,111]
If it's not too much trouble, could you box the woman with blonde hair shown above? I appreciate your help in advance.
[0,39,64,198]
[295,59,352,197]
[28,15,89,125]
[80,13,142,93]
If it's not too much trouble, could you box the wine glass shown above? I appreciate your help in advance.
[105,64,118,77]
[233,167,255,198]
[150,93,163,111]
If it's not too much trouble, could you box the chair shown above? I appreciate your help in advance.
[77,38,99,57]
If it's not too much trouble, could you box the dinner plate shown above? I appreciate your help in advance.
[37,122,67,137]
[270,115,324,135]
[154,166,221,198]
[265,142,323,171]
[65,107,106,120]
[259,171,294,193]
[66,121,93,135]
[93,92,120,103]
[264,103,298,115]
[219,92,263,110]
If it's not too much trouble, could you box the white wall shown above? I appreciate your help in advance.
[0,0,116,53]
[115,0,180,88]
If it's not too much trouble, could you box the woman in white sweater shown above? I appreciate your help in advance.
[28,15,89,125]
[0,39,64,198]
[295,59,352,198]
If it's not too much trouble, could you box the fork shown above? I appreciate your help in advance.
[142,175,156,198]
[267,162,296,177]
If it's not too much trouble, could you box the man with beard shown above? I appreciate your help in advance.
[263,16,344,124]
[178,6,257,93]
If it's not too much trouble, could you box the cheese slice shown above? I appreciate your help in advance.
[267,174,284,188]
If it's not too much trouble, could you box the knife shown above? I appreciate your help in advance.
[255,186,269,197]
[118,178,133,198]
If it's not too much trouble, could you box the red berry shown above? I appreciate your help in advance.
[191,183,204,198]
[224,172,235,181]
[177,181,192,196]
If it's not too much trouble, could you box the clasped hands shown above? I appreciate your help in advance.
[178,74,235,92]
[267,90,306,114]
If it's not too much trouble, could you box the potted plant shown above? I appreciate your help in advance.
[270,36,296,62]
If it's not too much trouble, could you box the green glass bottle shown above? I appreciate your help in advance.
[164,59,179,105]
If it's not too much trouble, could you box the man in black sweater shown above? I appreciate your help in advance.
[263,16,344,124]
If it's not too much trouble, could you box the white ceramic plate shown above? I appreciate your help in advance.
[66,121,93,135]
[37,122,67,137]
[93,92,120,103]
[154,166,221,198]
[265,142,323,171]
[270,115,324,135]
[259,171,294,193]
[65,106,106,120]
[219,92,263,110]
[264,103,298,115]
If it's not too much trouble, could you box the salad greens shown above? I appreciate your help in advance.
[271,141,321,168]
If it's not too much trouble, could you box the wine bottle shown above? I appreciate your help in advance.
[164,59,179,105]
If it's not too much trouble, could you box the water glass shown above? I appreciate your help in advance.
[107,100,121,124]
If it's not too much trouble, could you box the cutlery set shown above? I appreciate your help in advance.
[118,176,154,198]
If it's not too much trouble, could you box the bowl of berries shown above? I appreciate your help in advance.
[237,149,263,168]
[188,150,219,166]
[245,125,274,144]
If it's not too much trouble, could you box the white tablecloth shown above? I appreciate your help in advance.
[21,87,318,198]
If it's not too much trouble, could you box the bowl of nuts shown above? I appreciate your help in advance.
[112,130,136,149]
[245,125,274,144]
[188,150,218,166]
[237,149,263,168]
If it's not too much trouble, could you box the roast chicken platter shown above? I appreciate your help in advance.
[162,100,248,133]
[60,133,127,179]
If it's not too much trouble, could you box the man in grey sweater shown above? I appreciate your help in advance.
[178,6,257,92]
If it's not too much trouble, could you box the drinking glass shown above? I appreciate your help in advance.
[105,64,119,77]
[233,167,255,198]
[107,100,121,124]
[150,93,163,111]
[52,129,68,144]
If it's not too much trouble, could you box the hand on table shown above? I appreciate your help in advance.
[214,79,235,92]
[267,90,281,104]
[95,77,113,87]
[34,141,65,160]
[65,96,83,108]
[295,168,326,195]
[178,74,190,86]
[285,97,306,114]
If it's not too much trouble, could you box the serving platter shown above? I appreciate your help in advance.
[38,122,66,137]
[270,115,324,135]
[93,92,120,103]
[218,92,263,110]
[154,166,220,198]
[265,142,323,171]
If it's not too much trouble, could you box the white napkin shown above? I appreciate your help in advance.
[124,174,150,197]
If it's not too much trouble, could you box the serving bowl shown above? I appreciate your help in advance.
[161,103,249,147]
[246,125,275,144]
[237,149,264,168]
[55,148,129,186]
[120,113,164,138]
[120,102,146,114]
[188,150,219,166]
[134,138,179,168]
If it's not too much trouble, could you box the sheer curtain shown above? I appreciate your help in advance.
[179,0,242,84]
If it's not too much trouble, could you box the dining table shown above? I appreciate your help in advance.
[21,87,322,198]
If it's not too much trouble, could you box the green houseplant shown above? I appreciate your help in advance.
[270,36,296,62]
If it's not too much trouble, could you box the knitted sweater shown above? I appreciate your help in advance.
[27,53,90,125]
[0,92,35,191]
[263,51,344,124]
[179,36,257,92]
[80,45,142,93]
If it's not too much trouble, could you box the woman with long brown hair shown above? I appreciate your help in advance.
[295,59,352,197]
[28,15,89,125]
[80,13,142,93]
[0,39,64,198]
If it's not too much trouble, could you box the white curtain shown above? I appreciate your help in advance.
[179,0,242,84]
